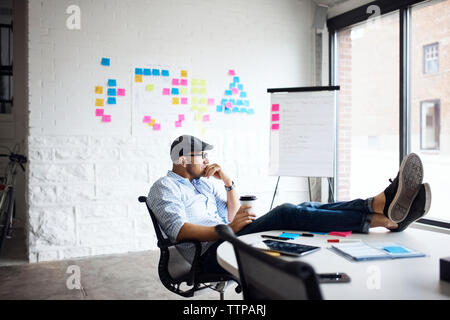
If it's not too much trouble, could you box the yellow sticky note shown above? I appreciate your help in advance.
[95,86,103,94]
[199,88,207,95]
[135,75,143,83]
[180,88,188,96]
[199,98,207,105]
[172,97,180,105]
[194,113,202,121]
[146,84,154,92]
[191,88,199,94]
[181,70,188,78]
[191,106,199,111]
[199,106,208,113]
[149,119,156,127]
[199,79,207,86]
[192,97,199,105]
[95,99,104,107]
[192,79,199,86]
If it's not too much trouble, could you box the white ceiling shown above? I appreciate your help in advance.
[311,0,352,7]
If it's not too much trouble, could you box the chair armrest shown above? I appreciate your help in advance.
[160,239,203,286]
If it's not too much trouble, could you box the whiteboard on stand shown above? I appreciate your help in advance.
[268,87,339,178]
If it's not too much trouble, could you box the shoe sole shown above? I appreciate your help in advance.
[388,153,424,223]
[423,183,432,217]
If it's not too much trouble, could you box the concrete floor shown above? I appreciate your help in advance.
[0,229,242,300]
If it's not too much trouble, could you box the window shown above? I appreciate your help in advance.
[0,6,13,114]
[328,0,450,228]
[335,12,400,202]
[423,43,439,74]
[420,100,440,150]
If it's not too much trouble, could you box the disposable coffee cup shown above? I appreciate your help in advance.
[240,195,258,215]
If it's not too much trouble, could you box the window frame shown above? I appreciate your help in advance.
[327,0,449,229]
[422,42,439,74]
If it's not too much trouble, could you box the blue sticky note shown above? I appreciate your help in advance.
[310,232,328,235]
[224,108,232,114]
[171,88,179,95]
[233,76,240,83]
[152,69,160,76]
[240,92,247,98]
[384,246,409,254]
[240,108,247,113]
[108,79,117,87]
[221,99,228,104]
[162,70,170,77]
[107,97,116,105]
[135,68,143,75]
[237,100,243,106]
[243,100,250,107]
[248,109,255,115]
[225,90,232,96]
[143,69,151,76]
[101,58,110,66]
[232,107,239,113]
[229,83,236,89]
[216,105,223,112]
[238,84,244,90]
[280,232,301,239]
[108,88,116,96]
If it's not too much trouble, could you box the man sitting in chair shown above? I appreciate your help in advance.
[147,135,431,274]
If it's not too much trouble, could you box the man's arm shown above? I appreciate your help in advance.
[204,164,240,222]
[176,205,255,242]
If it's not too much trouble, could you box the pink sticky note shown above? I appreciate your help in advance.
[272,124,280,131]
[102,115,111,123]
[225,102,233,108]
[232,88,239,95]
[175,121,182,128]
[172,79,180,86]
[163,88,170,95]
[272,104,280,112]
[95,109,104,117]
[153,123,161,131]
[272,114,280,122]
[203,114,210,122]
[143,116,152,123]
[180,79,188,86]
[208,98,215,106]
[181,97,188,105]
[178,114,185,121]
[117,88,125,96]
[228,70,236,76]
[329,231,352,237]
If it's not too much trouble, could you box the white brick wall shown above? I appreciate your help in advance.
[27,0,316,262]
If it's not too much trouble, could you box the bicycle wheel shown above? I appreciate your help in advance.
[0,187,14,255]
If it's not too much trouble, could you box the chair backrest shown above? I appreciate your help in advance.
[138,196,192,284]
[215,224,323,300]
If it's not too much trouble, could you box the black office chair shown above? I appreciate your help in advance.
[138,196,240,299]
[215,224,323,300]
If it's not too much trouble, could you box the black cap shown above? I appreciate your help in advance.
[170,135,213,162]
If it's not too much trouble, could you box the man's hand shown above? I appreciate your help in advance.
[228,205,256,233]
[204,164,231,185]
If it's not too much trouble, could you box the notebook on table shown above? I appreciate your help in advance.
[329,242,426,261]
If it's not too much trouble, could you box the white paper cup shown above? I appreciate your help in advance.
[240,195,258,216]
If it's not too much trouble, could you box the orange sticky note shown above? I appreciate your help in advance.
[181,70,188,78]
[95,86,103,94]
[148,119,156,127]
[172,97,180,105]
[95,99,104,107]
[135,75,143,83]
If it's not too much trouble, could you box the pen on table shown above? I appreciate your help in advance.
[327,239,362,243]
[261,235,294,241]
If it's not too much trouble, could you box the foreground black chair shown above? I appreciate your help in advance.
[138,196,240,299]
[215,224,323,300]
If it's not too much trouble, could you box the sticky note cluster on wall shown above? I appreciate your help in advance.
[216,70,254,115]
[135,67,170,83]
[143,115,161,131]
[271,104,280,131]
[175,114,186,128]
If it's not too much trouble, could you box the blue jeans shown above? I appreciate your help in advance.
[199,198,374,274]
